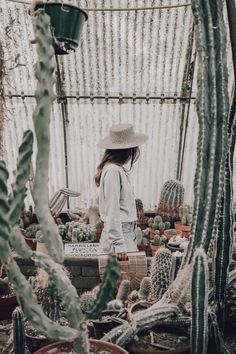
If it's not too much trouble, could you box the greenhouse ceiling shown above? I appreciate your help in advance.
[0,0,235,209]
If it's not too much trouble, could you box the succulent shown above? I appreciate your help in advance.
[24,223,40,238]
[66,222,95,242]
[152,235,162,246]
[157,180,184,216]
[79,291,97,314]
[138,277,152,301]
[20,206,34,229]
[165,221,171,229]
[179,205,192,226]
[135,198,145,220]
[148,216,169,234]
[116,279,131,303]
[154,215,162,224]
[150,248,174,301]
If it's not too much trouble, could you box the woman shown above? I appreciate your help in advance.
[95,124,148,261]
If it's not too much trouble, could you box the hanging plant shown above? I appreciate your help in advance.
[33,2,88,55]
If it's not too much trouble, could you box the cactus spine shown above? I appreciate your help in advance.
[157,180,184,213]
[138,276,152,301]
[12,307,26,354]
[191,248,209,354]
[150,248,174,301]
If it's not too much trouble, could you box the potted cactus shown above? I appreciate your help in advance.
[175,205,192,237]
[94,219,104,243]
[163,228,182,240]
[19,206,39,250]
[33,1,88,55]
[65,222,96,242]
[135,198,148,230]
[148,215,171,238]
[150,234,165,257]
[156,180,184,224]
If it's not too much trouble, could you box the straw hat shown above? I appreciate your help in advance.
[98,124,148,149]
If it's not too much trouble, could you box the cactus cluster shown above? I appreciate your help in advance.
[150,248,174,301]
[157,180,184,216]
[152,234,162,246]
[179,205,192,226]
[66,222,95,242]
[148,215,170,234]
[23,223,40,239]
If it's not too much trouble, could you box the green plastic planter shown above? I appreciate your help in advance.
[35,2,88,54]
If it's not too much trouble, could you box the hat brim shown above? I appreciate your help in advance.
[97,133,148,149]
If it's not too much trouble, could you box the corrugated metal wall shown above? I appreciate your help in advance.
[1,0,235,209]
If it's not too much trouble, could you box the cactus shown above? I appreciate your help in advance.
[158,221,165,233]
[191,248,209,354]
[49,188,80,217]
[152,234,161,246]
[67,223,95,242]
[154,215,162,224]
[150,248,174,301]
[128,290,139,302]
[20,206,34,229]
[106,299,123,310]
[138,276,152,301]
[136,227,143,246]
[24,223,40,238]
[179,205,192,226]
[157,180,184,215]
[116,279,131,303]
[12,307,26,354]
[135,198,145,220]
[149,216,169,234]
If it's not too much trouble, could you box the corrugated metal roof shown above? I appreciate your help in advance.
[1,0,235,209]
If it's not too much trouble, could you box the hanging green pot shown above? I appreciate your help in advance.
[35,2,88,54]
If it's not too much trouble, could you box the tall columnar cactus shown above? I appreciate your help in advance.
[157,180,184,213]
[32,8,63,263]
[191,248,209,354]
[138,276,152,301]
[116,279,131,303]
[12,307,26,354]
[150,248,174,301]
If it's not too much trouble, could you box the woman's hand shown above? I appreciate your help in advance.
[117,252,128,261]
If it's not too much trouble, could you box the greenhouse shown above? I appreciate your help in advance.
[0,0,236,353]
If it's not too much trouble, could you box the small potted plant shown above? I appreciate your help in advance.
[175,205,192,237]
[135,198,148,230]
[33,1,88,55]
[148,215,171,239]
[150,234,165,257]
[94,219,104,243]
[163,228,182,240]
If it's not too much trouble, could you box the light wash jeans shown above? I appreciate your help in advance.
[99,221,138,254]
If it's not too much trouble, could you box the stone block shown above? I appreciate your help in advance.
[72,276,100,290]
[67,265,81,277]
[82,266,99,277]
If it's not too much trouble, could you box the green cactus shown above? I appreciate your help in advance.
[152,234,161,246]
[164,221,171,230]
[158,221,165,233]
[138,276,152,301]
[179,205,192,226]
[116,279,131,303]
[191,248,209,354]
[12,307,26,354]
[24,224,40,238]
[154,215,162,224]
[157,180,184,214]
[150,248,174,301]
[31,9,63,264]
[106,299,123,310]
[135,198,144,219]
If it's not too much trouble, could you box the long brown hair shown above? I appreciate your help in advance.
[95,147,140,186]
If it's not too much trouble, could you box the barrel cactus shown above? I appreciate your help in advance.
[157,180,184,217]
[152,234,162,246]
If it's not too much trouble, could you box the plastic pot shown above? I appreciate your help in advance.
[163,229,182,240]
[33,339,129,354]
[34,2,88,54]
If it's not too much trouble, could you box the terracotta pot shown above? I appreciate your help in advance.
[164,229,182,240]
[127,343,190,354]
[137,244,148,252]
[33,339,129,354]
[0,294,18,321]
[150,244,165,256]
[174,221,191,237]
[137,220,148,230]
[24,237,37,251]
